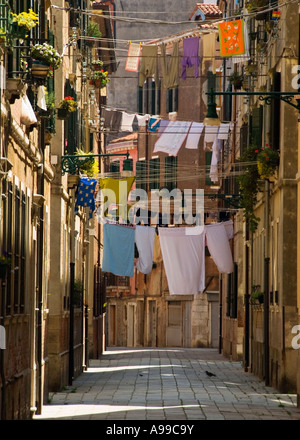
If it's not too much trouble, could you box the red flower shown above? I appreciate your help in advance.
[255,149,259,153]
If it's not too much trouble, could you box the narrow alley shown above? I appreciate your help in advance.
[34,347,300,421]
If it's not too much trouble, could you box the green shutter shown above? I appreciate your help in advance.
[165,156,177,191]
[110,160,120,173]
[136,160,146,190]
[250,106,263,148]
[149,158,160,191]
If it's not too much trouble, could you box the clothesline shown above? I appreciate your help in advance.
[101,220,234,294]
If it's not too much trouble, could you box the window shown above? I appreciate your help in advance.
[250,105,263,147]
[64,80,79,154]
[110,160,120,173]
[226,263,238,318]
[137,79,161,115]
[166,87,178,114]
[136,160,146,191]
[164,156,177,191]
[149,158,160,191]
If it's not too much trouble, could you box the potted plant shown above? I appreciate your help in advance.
[257,144,279,179]
[11,9,38,39]
[250,285,264,304]
[76,148,99,176]
[245,63,258,78]
[31,43,62,77]
[237,145,261,232]
[89,69,110,88]
[85,21,102,46]
[57,96,78,119]
[228,71,244,90]
[91,59,104,71]
[0,252,11,278]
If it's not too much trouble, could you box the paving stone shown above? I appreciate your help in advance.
[33,347,300,421]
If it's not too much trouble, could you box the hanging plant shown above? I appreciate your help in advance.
[85,22,102,46]
[59,96,78,112]
[91,59,104,71]
[228,71,244,90]
[31,43,62,76]
[11,9,38,39]
[237,145,261,232]
[89,69,110,88]
[257,144,279,179]
[250,285,264,304]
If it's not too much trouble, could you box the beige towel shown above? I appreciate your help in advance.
[202,33,216,74]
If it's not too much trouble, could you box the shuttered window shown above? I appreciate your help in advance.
[149,158,160,191]
[249,105,263,147]
[165,156,177,191]
[136,160,146,191]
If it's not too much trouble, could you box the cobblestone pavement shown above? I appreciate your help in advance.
[34,347,300,421]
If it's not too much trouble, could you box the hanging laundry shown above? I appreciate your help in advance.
[217,123,230,140]
[153,120,192,156]
[181,37,201,80]
[136,113,150,127]
[205,222,234,274]
[161,42,179,89]
[102,107,113,130]
[147,117,161,132]
[111,110,122,132]
[158,119,170,133]
[135,225,156,274]
[102,222,135,277]
[125,42,141,72]
[232,19,250,64]
[75,177,97,219]
[98,176,136,220]
[185,122,204,149]
[139,45,159,87]
[159,226,205,295]
[204,125,219,146]
[153,231,163,264]
[37,86,47,111]
[223,220,234,239]
[218,19,246,57]
[20,94,38,126]
[202,33,216,74]
[120,111,136,132]
[210,138,222,183]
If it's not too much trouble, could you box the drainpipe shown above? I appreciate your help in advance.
[69,188,75,385]
[36,0,46,415]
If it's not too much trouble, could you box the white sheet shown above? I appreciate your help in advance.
[159,226,205,295]
[135,226,156,274]
[205,223,234,274]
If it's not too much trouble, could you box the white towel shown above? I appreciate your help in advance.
[217,123,230,140]
[121,111,135,132]
[154,120,192,156]
[185,122,204,149]
[205,223,234,274]
[204,125,219,146]
[136,113,150,127]
[159,226,205,295]
[37,86,47,111]
[135,226,156,274]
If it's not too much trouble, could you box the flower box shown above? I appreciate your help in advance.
[57,108,70,120]
[31,60,50,77]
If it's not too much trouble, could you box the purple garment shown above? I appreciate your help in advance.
[181,37,201,80]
